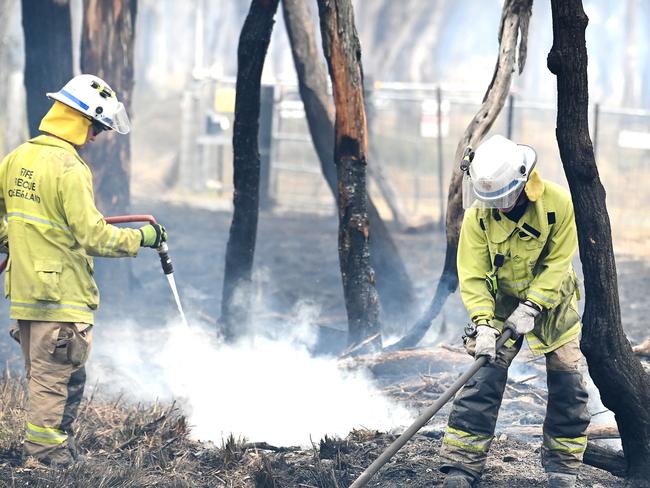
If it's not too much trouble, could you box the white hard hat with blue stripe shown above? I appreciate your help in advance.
[46,74,131,135]
[462,134,537,209]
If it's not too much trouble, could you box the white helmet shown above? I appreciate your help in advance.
[46,74,131,134]
[462,134,537,209]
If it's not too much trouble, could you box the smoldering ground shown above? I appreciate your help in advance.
[89,301,414,447]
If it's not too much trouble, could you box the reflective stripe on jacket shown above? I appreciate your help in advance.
[457,178,581,355]
[0,135,141,323]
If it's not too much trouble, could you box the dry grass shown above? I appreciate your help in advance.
[0,369,263,487]
[0,367,203,487]
[0,369,622,487]
[0,371,368,488]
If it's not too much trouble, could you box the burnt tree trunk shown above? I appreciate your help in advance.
[281,0,415,325]
[22,0,73,137]
[391,0,533,350]
[221,0,279,341]
[80,0,137,216]
[80,0,137,301]
[316,0,381,349]
[547,1,650,485]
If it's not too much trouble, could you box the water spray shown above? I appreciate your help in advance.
[105,215,189,327]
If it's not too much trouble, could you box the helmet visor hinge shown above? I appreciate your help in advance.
[460,146,475,174]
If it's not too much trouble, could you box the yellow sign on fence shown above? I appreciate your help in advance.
[214,87,236,113]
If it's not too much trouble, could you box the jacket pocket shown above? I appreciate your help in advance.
[33,260,62,302]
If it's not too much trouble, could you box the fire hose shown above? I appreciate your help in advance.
[104,214,174,276]
[349,328,514,488]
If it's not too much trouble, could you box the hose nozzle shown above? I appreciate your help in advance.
[157,242,174,275]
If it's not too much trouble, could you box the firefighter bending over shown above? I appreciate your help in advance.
[1,75,167,466]
[439,135,589,488]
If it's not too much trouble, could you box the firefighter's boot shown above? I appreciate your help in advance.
[442,468,474,488]
[548,472,576,487]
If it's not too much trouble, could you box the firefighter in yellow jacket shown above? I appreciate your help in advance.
[1,74,167,466]
[439,135,589,488]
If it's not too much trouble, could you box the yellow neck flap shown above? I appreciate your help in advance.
[39,101,91,146]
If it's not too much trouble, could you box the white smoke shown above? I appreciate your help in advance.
[89,301,414,446]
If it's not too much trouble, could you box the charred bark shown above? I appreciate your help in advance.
[80,0,137,217]
[391,0,533,350]
[316,0,381,349]
[221,0,279,340]
[281,0,415,325]
[22,0,73,137]
[547,1,650,485]
[79,0,137,301]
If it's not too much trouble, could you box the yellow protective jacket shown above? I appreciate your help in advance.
[0,135,142,324]
[458,177,581,355]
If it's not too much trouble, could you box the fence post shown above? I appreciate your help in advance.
[436,86,445,231]
[259,84,275,210]
[179,85,201,191]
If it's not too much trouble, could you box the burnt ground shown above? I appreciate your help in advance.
[0,198,648,487]
[0,370,625,488]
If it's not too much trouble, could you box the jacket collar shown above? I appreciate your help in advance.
[27,134,86,165]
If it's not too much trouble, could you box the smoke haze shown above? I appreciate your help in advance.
[89,302,414,447]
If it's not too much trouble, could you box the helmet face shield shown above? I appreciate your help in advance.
[109,102,131,134]
[462,173,526,209]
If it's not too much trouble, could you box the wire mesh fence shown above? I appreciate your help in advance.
[178,78,650,239]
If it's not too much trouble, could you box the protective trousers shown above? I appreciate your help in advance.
[439,336,590,479]
[17,320,92,464]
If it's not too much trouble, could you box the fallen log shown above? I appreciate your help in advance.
[502,423,620,440]
[501,425,626,477]
[340,347,470,378]
[342,343,548,380]
[584,442,627,478]
[587,423,620,440]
